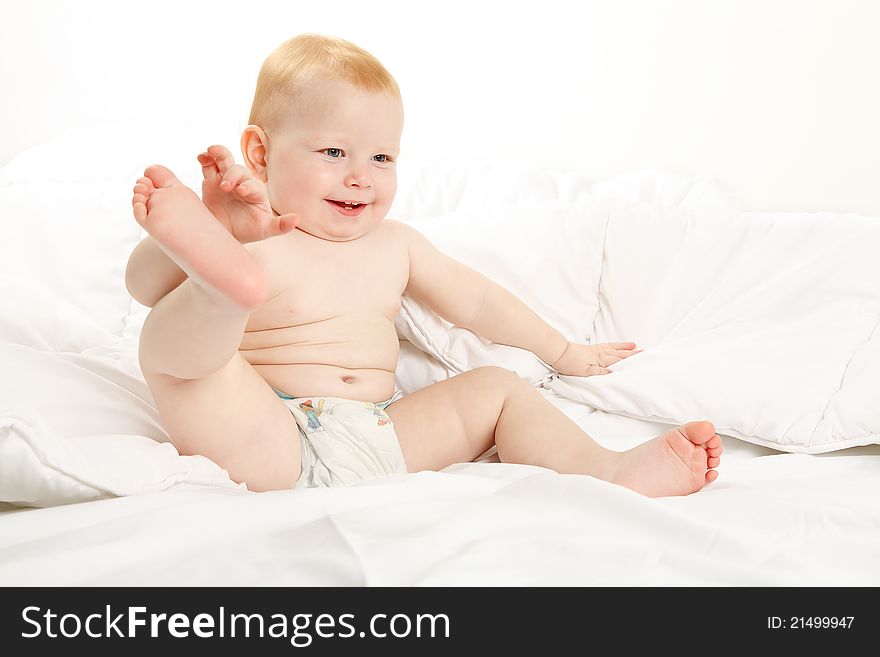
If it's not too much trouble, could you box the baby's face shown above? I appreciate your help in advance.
[263,80,404,242]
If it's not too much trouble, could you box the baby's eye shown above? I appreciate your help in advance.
[323,148,344,158]
[373,154,392,163]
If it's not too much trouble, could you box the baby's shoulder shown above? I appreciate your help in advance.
[376,217,407,235]
[371,218,416,250]
[378,218,429,246]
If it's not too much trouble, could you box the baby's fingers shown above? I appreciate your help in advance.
[608,347,643,360]
[197,152,222,184]
[232,179,268,202]
[206,145,236,173]
[269,212,299,236]
[218,164,253,192]
[607,342,638,351]
[600,342,642,360]
[598,351,642,370]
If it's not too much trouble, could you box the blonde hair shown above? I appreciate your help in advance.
[248,34,401,129]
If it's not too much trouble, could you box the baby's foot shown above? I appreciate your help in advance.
[132,164,267,309]
[197,145,298,244]
[611,421,722,497]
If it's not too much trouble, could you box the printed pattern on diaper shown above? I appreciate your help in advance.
[290,395,407,490]
[298,399,325,433]
[365,402,392,427]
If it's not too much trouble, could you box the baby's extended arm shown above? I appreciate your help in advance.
[401,223,640,375]
[402,224,567,365]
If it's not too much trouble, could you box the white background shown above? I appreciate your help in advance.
[2,0,878,214]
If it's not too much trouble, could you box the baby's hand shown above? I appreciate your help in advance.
[198,145,298,244]
[551,341,642,377]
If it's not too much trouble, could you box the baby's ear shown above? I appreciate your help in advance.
[241,125,269,182]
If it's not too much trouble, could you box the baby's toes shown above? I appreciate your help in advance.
[134,176,155,194]
[132,193,148,222]
[679,420,717,447]
[132,177,156,222]
[707,456,720,469]
[143,164,182,189]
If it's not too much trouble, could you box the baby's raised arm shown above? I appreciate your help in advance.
[197,145,298,245]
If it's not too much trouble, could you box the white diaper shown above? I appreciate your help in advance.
[279,391,408,489]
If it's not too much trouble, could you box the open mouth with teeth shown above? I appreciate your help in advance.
[327,199,368,216]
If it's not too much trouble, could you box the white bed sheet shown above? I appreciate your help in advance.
[2,397,878,586]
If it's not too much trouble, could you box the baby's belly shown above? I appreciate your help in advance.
[238,313,400,403]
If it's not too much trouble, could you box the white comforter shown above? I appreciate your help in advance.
[1,123,879,585]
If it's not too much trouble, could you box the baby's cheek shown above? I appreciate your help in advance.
[269,181,306,215]
[375,175,397,207]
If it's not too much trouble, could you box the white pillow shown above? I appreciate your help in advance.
[0,414,239,508]
[0,177,141,334]
[0,122,246,507]
[0,336,241,507]
[0,279,240,507]
[0,119,242,335]
[551,202,880,453]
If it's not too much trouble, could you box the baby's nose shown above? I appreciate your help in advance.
[344,165,372,188]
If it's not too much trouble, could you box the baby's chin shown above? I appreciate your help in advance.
[301,214,387,242]
[298,223,372,242]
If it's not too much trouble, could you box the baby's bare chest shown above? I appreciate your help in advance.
[249,229,409,328]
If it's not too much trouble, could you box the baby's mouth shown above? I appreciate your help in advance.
[326,199,368,216]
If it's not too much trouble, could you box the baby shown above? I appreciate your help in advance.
[125,34,721,495]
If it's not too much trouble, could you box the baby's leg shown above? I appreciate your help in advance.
[125,235,188,308]
[126,175,192,307]
[386,367,721,497]
[131,165,267,309]
[134,165,300,491]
